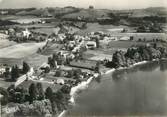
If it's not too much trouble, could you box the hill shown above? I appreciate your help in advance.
[61,9,112,20]
[16,7,80,17]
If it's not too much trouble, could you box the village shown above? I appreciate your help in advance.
[0,5,166,117]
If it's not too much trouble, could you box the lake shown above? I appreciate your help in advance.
[65,60,167,116]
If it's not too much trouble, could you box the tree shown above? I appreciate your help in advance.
[73,69,82,79]
[36,83,44,100]
[14,86,25,103]
[55,70,61,77]
[23,61,30,74]
[0,87,8,105]
[94,61,100,73]
[4,67,10,79]
[11,65,20,81]
[45,87,53,101]
[29,83,37,103]
[95,38,100,48]
[48,57,56,68]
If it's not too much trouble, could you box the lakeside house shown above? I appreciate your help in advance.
[70,60,98,70]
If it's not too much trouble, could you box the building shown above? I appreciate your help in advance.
[0,11,8,15]
[85,41,97,49]
[70,60,98,70]
[0,67,6,76]
[119,36,130,41]
[22,28,31,38]
[56,79,65,85]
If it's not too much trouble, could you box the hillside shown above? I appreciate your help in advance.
[121,7,167,17]
[14,7,167,19]
[61,9,112,20]
[16,7,80,17]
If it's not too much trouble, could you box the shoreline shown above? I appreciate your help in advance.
[58,59,164,117]
[58,73,99,117]
[103,60,148,75]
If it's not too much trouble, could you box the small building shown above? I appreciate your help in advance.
[0,67,6,75]
[56,79,65,85]
[119,36,130,41]
[85,41,97,49]
[40,63,50,70]
[0,11,8,15]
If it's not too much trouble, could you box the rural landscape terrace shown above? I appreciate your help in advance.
[0,3,167,117]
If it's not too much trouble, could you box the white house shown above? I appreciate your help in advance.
[56,79,65,85]
[0,67,5,75]
[22,28,31,38]
[85,41,97,49]
[119,36,130,41]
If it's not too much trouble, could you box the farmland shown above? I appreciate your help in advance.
[0,39,16,49]
[0,42,46,58]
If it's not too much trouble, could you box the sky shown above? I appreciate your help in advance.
[0,0,166,9]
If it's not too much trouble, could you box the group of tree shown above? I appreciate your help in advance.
[6,82,71,116]
[105,43,167,68]
[45,86,70,113]
[4,61,30,81]
[7,82,44,104]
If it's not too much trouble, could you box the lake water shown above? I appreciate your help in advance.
[65,60,167,116]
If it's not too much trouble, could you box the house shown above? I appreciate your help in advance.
[85,41,97,49]
[0,11,8,15]
[0,67,6,75]
[70,60,98,70]
[119,36,130,41]
[40,63,50,70]
[56,79,65,85]
[107,28,125,33]
[22,28,31,38]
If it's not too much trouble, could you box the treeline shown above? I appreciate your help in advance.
[0,8,36,15]
[105,43,167,68]
[0,20,18,26]
[143,16,166,23]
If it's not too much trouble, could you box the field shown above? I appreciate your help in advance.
[32,27,59,35]
[109,33,167,41]
[0,39,17,49]
[42,43,64,55]
[23,53,48,69]
[76,23,135,35]
[83,49,113,61]
[0,15,37,20]
[0,42,46,58]
[19,80,62,91]
[107,40,146,48]
[0,79,15,89]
